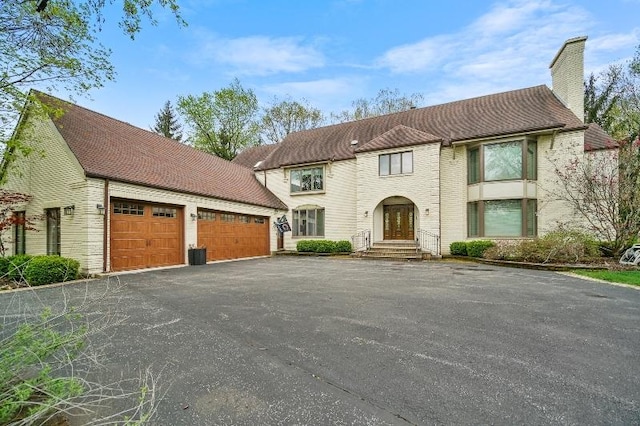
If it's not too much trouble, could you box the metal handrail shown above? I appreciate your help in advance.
[416,228,440,256]
[351,230,371,251]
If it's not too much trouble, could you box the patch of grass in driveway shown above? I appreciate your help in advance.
[573,270,640,286]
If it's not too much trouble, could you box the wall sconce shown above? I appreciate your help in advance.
[425,208,430,216]
[96,203,105,215]
[364,210,369,217]
[190,213,197,221]
[63,205,75,215]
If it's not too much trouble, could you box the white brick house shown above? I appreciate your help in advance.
[234,36,613,255]
[5,36,613,273]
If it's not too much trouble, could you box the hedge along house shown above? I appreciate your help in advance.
[233,36,613,255]
[4,92,287,274]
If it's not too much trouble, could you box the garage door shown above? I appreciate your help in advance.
[197,209,270,261]
[110,200,184,272]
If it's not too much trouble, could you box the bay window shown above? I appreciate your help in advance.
[468,139,537,184]
[468,199,537,238]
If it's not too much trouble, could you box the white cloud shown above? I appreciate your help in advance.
[262,78,356,99]
[189,32,325,75]
[261,78,365,114]
[376,0,591,78]
[588,31,639,53]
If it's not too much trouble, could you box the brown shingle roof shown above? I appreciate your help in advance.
[35,92,287,210]
[355,125,441,153]
[257,85,586,170]
[232,143,280,169]
[584,123,616,150]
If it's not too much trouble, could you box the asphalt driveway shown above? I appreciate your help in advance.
[2,257,639,425]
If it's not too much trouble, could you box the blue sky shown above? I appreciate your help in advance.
[81,0,639,131]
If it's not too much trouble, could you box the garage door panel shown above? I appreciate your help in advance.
[197,210,269,262]
[110,200,184,272]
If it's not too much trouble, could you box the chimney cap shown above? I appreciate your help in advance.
[549,36,588,69]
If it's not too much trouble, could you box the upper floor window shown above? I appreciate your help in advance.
[379,151,413,176]
[290,167,324,193]
[468,139,536,184]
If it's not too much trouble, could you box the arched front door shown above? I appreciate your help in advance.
[383,204,414,240]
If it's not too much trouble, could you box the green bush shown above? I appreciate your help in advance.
[296,240,315,252]
[7,254,34,282]
[24,256,79,286]
[296,240,352,253]
[335,240,352,253]
[450,242,468,256]
[0,256,11,278]
[467,240,495,257]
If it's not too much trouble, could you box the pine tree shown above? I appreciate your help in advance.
[152,100,183,142]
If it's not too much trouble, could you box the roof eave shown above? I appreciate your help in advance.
[85,173,288,211]
[449,124,572,146]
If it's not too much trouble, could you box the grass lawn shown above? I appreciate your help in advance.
[573,269,640,286]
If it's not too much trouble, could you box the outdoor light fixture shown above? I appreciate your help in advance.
[96,203,105,215]
[191,213,197,221]
[425,208,430,216]
[63,205,75,215]
[364,210,369,217]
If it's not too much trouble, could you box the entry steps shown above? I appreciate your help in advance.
[360,240,422,261]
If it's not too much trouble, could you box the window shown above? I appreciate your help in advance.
[379,151,413,176]
[221,213,235,222]
[292,207,325,237]
[467,139,537,183]
[468,148,480,184]
[46,208,60,255]
[254,217,265,224]
[114,202,144,215]
[14,211,25,255]
[290,167,324,193]
[198,210,216,220]
[152,207,176,218]
[238,215,250,223]
[467,199,537,238]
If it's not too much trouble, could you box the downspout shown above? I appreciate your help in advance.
[102,179,109,273]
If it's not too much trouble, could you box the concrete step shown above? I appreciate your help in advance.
[371,240,417,249]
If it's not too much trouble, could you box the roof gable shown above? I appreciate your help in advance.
[355,125,441,153]
[232,143,280,169]
[35,92,286,210]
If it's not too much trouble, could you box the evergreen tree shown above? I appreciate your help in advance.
[152,100,183,142]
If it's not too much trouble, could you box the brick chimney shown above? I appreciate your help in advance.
[549,36,587,123]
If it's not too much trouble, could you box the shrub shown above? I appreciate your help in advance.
[0,256,11,278]
[467,240,495,257]
[296,240,315,252]
[24,256,80,286]
[335,240,352,253]
[483,240,522,260]
[7,254,34,282]
[482,230,601,263]
[315,240,336,253]
[296,240,351,253]
[450,242,468,256]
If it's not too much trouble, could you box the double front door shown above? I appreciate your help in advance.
[383,204,414,240]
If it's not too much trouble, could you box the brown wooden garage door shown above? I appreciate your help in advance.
[197,209,270,261]
[110,200,184,272]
